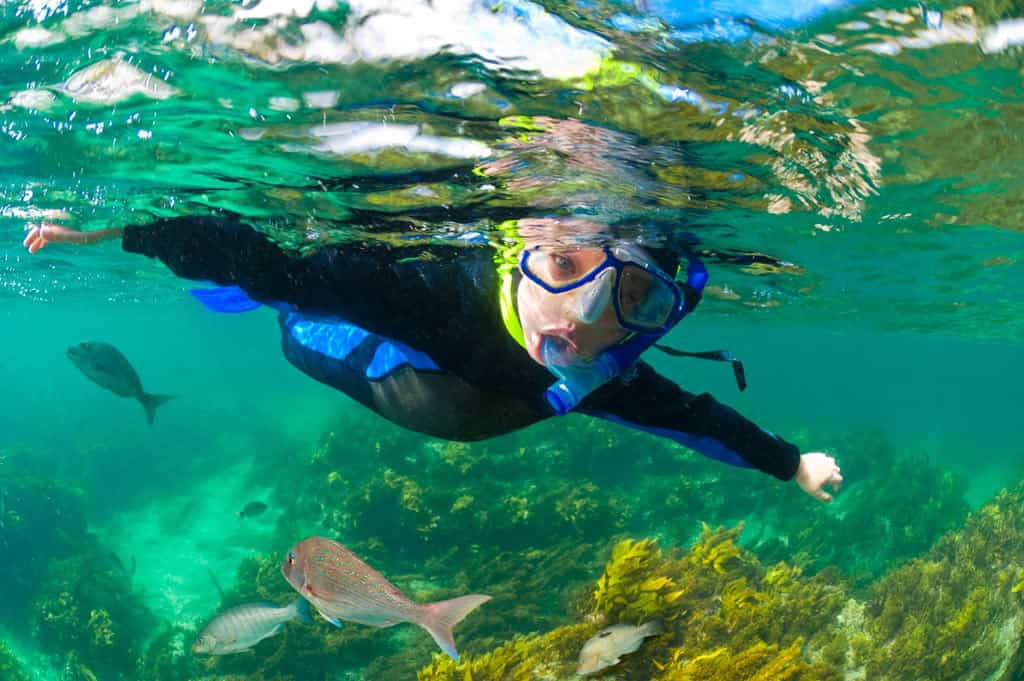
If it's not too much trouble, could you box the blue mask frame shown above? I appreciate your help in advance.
[520,247,697,334]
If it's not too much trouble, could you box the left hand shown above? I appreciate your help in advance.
[795,452,843,503]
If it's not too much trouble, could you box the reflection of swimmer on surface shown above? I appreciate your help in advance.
[23,215,842,502]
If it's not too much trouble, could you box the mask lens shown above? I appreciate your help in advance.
[523,250,608,288]
[618,265,677,329]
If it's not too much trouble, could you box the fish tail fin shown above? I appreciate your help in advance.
[291,597,314,625]
[139,393,174,425]
[419,594,491,660]
[640,618,666,637]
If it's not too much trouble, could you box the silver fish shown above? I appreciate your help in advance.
[576,619,665,675]
[192,598,313,655]
[66,341,174,424]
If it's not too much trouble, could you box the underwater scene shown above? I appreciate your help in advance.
[2,0,1024,679]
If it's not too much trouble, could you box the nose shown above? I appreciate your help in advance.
[571,270,615,324]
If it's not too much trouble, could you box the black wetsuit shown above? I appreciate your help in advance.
[122,215,802,481]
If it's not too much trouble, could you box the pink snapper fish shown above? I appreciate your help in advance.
[281,536,490,660]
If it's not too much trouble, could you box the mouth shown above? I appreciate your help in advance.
[531,329,579,364]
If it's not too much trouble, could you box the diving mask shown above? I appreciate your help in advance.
[519,245,684,333]
[522,246,708,415]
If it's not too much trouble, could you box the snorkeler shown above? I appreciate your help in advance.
[23,216,842,502]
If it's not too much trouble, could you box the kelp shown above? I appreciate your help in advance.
[420,482,1024,681]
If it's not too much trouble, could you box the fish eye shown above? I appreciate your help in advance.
[597,631,613,638]
[287,551,296,565]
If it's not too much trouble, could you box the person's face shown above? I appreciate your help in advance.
[516,248,630,365]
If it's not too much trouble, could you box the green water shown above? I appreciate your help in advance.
[2,1,1024,680]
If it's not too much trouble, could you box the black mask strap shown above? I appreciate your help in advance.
[653,344,747,392]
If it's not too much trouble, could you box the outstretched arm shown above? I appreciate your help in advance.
[24,216,311,306]
[23,222,123,252]
[582,362,843,502]
[22,215,502,370]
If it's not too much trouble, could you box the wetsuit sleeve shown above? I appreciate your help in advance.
[581,363,801,481]
[122,215,373,308]
[120,215,494,344]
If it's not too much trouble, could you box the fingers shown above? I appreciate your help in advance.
[23,226,47,254]
[815,488,833,503]
[829,466,843,493]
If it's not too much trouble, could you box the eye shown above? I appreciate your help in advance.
[597,630,613,638]
[543,253,578,283]
[287,551,296,565]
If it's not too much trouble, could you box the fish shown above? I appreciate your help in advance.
[576,619,665,676]
[281,536,491,660]
[191,598,313,655]
[236,501,268,519]
[107,552,136,579]
[66,341,174,425]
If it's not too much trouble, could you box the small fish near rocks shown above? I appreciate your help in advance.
[192,598,313,655]
[66,341,174,425]
[577,619,665,675]
[282,535,490,660]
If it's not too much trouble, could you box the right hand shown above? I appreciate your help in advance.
[795,451,844,503]
[23,222,122,253]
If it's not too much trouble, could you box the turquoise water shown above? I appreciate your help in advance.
[1,1,1024,680]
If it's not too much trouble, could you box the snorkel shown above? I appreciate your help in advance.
[542,255,708,415]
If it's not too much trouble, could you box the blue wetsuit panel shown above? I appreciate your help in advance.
[582,409,754,470]
[283,313,440,381]
[367,340,440,379]
[286,314,370,363]
[189,285,264,313]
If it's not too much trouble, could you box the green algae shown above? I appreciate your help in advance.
[32,551,154,680]
[0,640,30,681]
[743,428,971,584]
[419,481,1024,681]
[2,420,1015,681]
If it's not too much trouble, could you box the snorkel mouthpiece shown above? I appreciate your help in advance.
[542,336,620,416]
